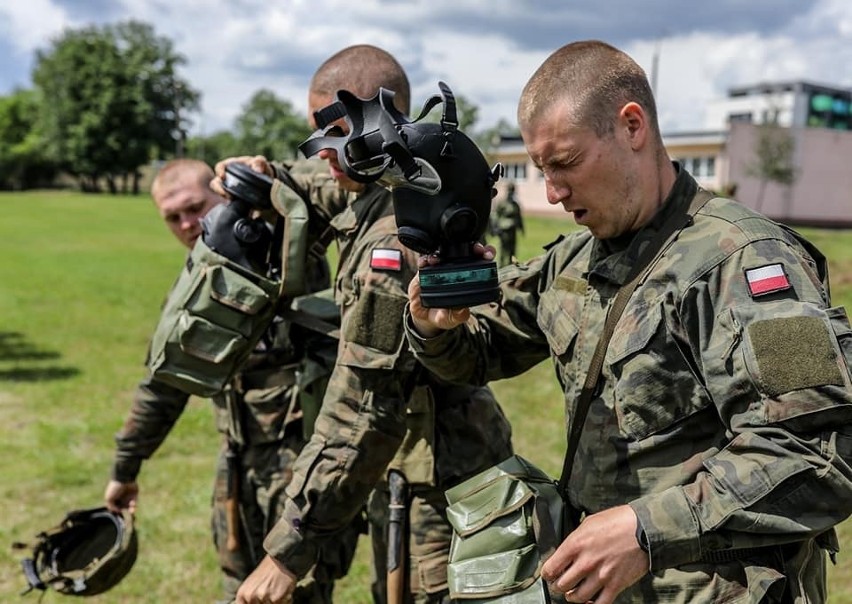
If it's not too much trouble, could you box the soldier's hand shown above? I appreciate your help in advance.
[407,242,495,338]
[104,480,139,515]
[211,156,274,197]
[407,276,469,338]
[541,505,649,604]
[235,555,297,604]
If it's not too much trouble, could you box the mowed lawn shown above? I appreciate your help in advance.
[0,190,851,602]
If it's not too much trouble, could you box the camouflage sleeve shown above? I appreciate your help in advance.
[405,256,553,385]
[111,372,190,483]
[630,237,852,570]
[262,225,415,577]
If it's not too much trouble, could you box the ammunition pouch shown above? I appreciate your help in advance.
[445,455,563,603]
[148,238,280,397]
[213,363,299,447]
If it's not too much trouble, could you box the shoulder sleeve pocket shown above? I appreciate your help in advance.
[740,309,845,398]
[343,287,407,354]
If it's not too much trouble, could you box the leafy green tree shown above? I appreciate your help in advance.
[420,92,479,132]
[32,21,198,193]
[234,89,312,160]
[109,21,199,191]
[476,117,520,156]
[747,121,796,212]
[0,89,58,189]
[185,130,241,167]
[453,94,479,132]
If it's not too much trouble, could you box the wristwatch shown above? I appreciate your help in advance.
[635,522,650,553]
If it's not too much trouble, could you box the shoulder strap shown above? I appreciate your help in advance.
[557,189,715,496]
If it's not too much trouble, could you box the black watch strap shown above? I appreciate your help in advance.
[636,522,650,553]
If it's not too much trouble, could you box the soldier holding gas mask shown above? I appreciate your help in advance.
[226,45,513,604]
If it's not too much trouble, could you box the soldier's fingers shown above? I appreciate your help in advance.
[562,576,601,603]
[449,307,470,327]
[471,242,496,260]
[247,156,273,177]
[210,175,226,197]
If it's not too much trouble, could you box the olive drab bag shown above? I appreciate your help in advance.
[445,455,563,602]
[147,238,281,397]
[147,174,320,398]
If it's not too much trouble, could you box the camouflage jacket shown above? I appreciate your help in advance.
[263,164,513,578]
[406,167,852,602]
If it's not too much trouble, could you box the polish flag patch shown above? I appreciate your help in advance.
[744,263,791,297]
[370,248,403,271]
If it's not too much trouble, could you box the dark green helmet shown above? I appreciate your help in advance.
[17,507,138,596]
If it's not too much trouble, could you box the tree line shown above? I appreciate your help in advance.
[0,20,517,194]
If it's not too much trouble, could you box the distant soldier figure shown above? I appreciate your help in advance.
[491,183,524,266]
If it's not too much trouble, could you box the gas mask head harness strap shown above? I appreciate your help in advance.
[299,81,471,197]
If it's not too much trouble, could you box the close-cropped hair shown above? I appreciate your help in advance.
[310,44,411,115]
[151,158,214,199]
[518,39,660,139]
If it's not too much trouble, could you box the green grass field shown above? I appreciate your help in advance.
[1,191,851,602]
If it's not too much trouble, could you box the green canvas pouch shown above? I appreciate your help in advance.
[147,238,280,397]
[445,455,562,602]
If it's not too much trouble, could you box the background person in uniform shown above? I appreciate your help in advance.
[103,158,357,603]
[405,40,852,603]
[227,44,513,604]
[490,182,524,266]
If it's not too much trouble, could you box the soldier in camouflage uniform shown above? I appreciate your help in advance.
[490,183,524,267]
[231,45,513,604]
[104,159,358,603]
[405,40,852,603]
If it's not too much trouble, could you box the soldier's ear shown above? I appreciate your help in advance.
[619,102,647,151]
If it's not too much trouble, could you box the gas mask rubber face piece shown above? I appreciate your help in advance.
[299,81,502,308]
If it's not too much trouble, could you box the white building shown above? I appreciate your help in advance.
[704,81,852,131]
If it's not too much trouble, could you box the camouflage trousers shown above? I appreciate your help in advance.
[211,427,363,603]
[497,232,517,267]
[367,483,452,604]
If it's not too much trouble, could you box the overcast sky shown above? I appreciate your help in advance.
[2,0,851,138]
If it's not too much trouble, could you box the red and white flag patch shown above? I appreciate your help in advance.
[745,263,791,297]
[370,248,403,271]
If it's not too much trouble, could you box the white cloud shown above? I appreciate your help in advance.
[0,1,70,53]
[2,0,851,139]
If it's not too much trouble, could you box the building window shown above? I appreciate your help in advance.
[503,162,527,181]
[729,112,753,124]
[678,157,715,178]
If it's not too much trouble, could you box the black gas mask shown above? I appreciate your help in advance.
[300,82,502,308]
[202,162,276,275]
